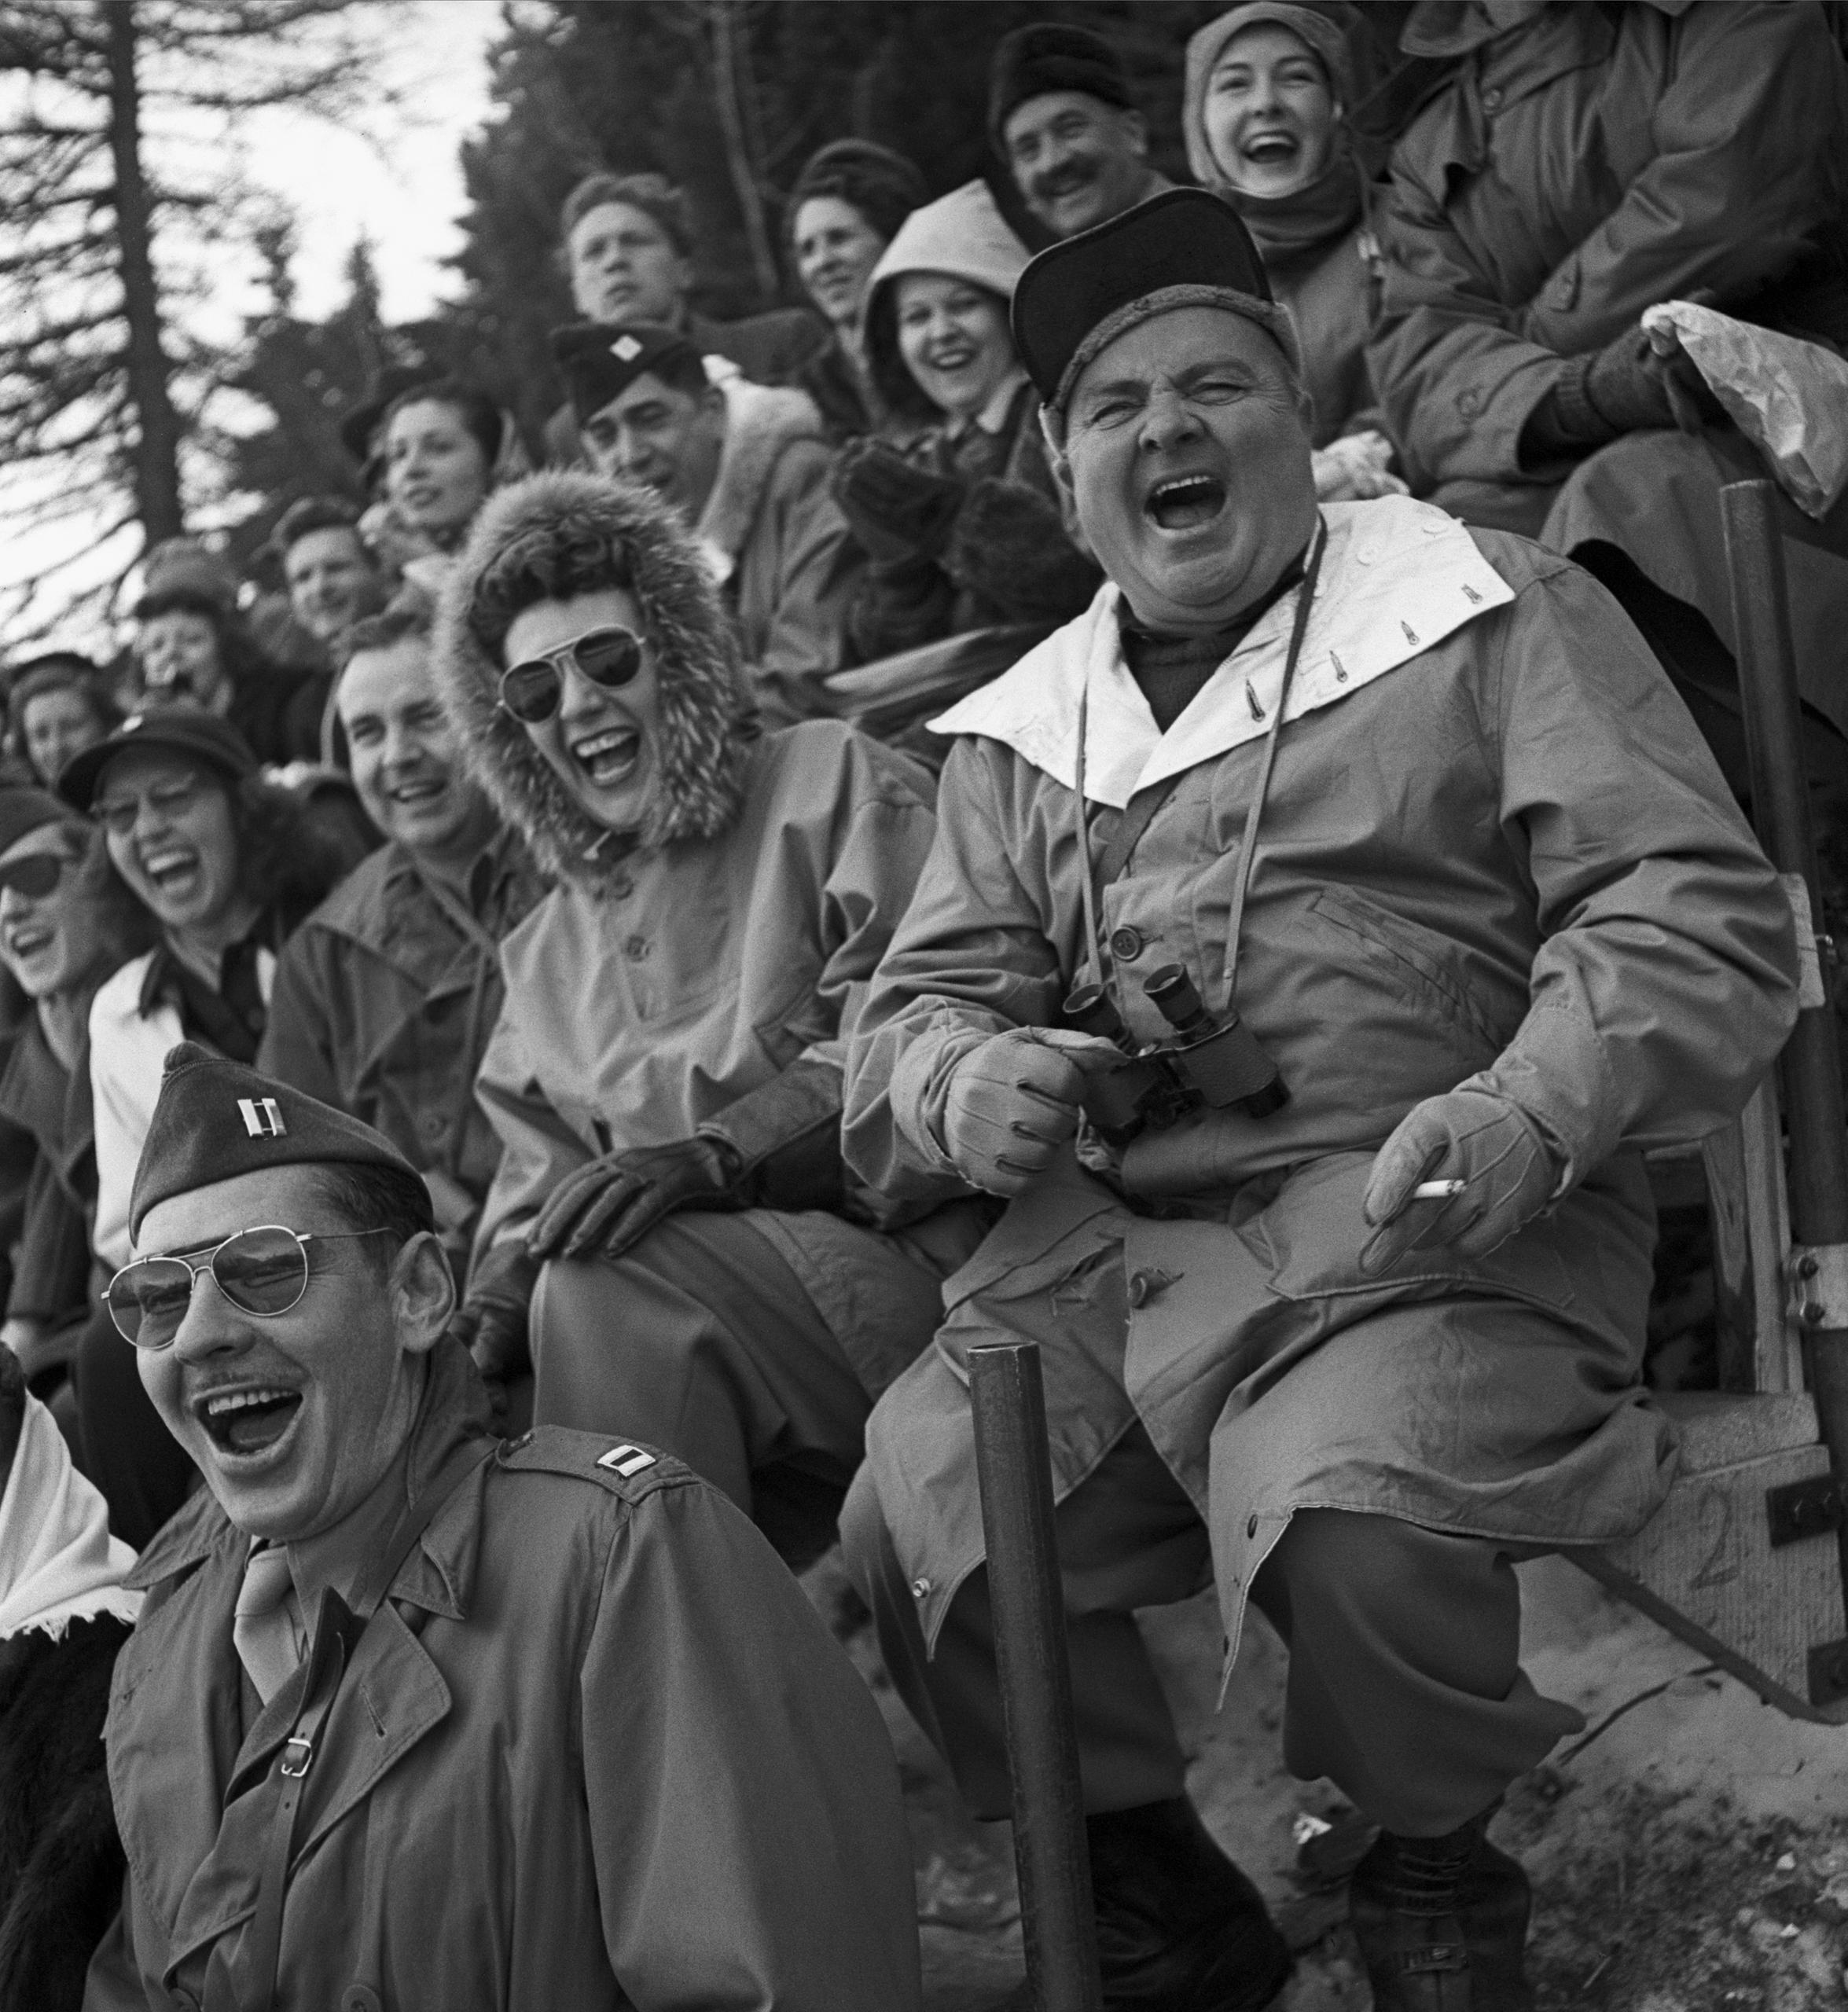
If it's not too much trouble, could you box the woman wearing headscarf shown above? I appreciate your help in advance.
[1184,2,1405,502]
[435,469,986,1567]
[787,139,930,442]
[56,710,351,1544]
[130,539,332,768]
[0,789,148,1388]
[6,655,119,791]
[831,179,1100,663]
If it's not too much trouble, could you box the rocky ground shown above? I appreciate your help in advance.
[808,1555,1848,2012]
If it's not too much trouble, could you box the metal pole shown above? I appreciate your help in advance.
[1721,479,1848,1592]
[968,1342,1103,2012]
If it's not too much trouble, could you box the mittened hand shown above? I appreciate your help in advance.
[940,1026,1124,1197]
[832,439,967,564]
[527,1137,743,1264]
[1360,1086,1562,1275]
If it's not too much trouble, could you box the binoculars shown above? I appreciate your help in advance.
[1064,964,1288,1148]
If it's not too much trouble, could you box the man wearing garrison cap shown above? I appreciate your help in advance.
[83,1045,922,2010]
[549,318,862,725]
[841,189,1799,2007]
[989,20,1175,240]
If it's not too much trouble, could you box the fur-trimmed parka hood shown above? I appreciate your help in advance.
[434,471,756,887]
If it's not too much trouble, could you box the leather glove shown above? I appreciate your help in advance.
[1360,1086,1563,1276]
[449,1246,539,1415]
[943,477,1103,622]
[938,1026,1123,1197]
[832,439,967,564]
[528,1136,742,1264]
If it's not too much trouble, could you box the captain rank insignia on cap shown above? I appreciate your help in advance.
[237,1096,288,1140]
[597,1443,657,1478]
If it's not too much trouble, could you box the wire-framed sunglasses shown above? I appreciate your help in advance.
[498,624,645,725]
[0,851,74,900]
[103,1224,394,1349]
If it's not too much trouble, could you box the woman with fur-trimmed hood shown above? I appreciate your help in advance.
[435,470,986,1563]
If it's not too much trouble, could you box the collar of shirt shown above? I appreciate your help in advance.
[139,923,275,1064]
[929,494,1515,808]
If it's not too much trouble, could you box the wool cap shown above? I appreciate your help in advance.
[133,539,239,622]
[1012,186,1303,416]
[339,361,446,468]
[0,786,79,857]
[988,22,1135,150]
[130,1042,428,1242]
[550,321,705,426]
[57,707,258,814]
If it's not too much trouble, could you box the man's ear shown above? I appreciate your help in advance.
[390,1233,456,1358]
[1121,108,1150,161]
[1039,405,1075,497]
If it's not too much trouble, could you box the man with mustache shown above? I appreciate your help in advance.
[83,1045,923,2010]
[990,21,1174,244]
[840,190,1799,2009]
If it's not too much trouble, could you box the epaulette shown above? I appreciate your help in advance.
[494,1424,695,1504]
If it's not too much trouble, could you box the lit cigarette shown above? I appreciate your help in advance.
[1412,1179,1467,1199]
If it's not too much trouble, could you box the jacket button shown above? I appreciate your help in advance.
[344,1990,384,2012]
[610,873,634,899]
[1457,387,1482,418]
[1482,85,1503,110]
[1247,1515,1259,1539]
[1109,925,1144,961]
[420,1112,447,1140]
[623,934,650,961]
[910,1577,931,1599]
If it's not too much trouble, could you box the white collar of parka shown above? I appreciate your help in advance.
[928,494,1515,809]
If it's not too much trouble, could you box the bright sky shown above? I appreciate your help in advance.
[2,0,503,651]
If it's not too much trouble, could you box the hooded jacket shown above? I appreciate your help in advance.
[851,182,1100,657]
[690,374,865,725]
[434,472,942,1264]
[1183,4,1384,450]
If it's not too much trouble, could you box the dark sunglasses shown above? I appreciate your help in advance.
[498,625,645,725]
[0,851,74,900]
[103,1223,394,1349]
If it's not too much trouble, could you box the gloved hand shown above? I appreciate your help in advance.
[938,1026,1124,1197]
[527,1136,743,1264]
[1360,1086,1562,1275]
[944,477,1103,622]
[1582,325,1727,436]
[832,439,967,565]
[448,1246,539,1416]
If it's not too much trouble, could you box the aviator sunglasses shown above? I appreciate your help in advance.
[498,624,645,725]
[0,850,75,900]
[104,1224,394,1349]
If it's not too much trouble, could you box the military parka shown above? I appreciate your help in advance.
[843,497,1799,1654]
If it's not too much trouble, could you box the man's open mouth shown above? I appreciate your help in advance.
[571,724,641,788]
[1146,474,1229,531]
[196,1385,304,1458]
[1037,164,1097,203]
[388,776,447,810]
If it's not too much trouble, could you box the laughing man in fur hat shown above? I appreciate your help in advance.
[434,468,989,1572]
[839,189,1800,2008]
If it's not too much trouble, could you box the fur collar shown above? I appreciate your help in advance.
[435,471,757,887]
[695,378,826,580]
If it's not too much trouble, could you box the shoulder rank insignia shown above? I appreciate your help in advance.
[597,1444,657,1478]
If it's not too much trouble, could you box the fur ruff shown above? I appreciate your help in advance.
[434,471,757,886]
[696,378,826,570]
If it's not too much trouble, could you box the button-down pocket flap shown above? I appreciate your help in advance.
[938,1159,1123,1316]
[1306,885,1516,1059]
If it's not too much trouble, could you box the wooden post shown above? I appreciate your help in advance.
[1721,479,1848,1591]
[968,1342,1103,2012]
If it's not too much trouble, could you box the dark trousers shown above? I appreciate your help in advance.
[73,1302,196,1549]
[844,1425,1578,1838]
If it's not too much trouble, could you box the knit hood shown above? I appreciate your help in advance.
[434,470,755,886]
[862,180,1034,420]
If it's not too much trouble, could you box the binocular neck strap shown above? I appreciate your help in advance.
[1071,520,1328,1008]
[1222,520,1328,1004]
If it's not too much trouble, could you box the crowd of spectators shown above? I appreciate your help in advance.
[2,4,1846,2006]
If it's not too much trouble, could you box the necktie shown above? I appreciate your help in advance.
[233,1544,305,1706]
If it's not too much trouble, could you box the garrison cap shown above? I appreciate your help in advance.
[57,707,257,814]
[1012,187,1303,418]
[988,21,1134,150]
[130,1042,431,1242]
[550,322,704,426]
